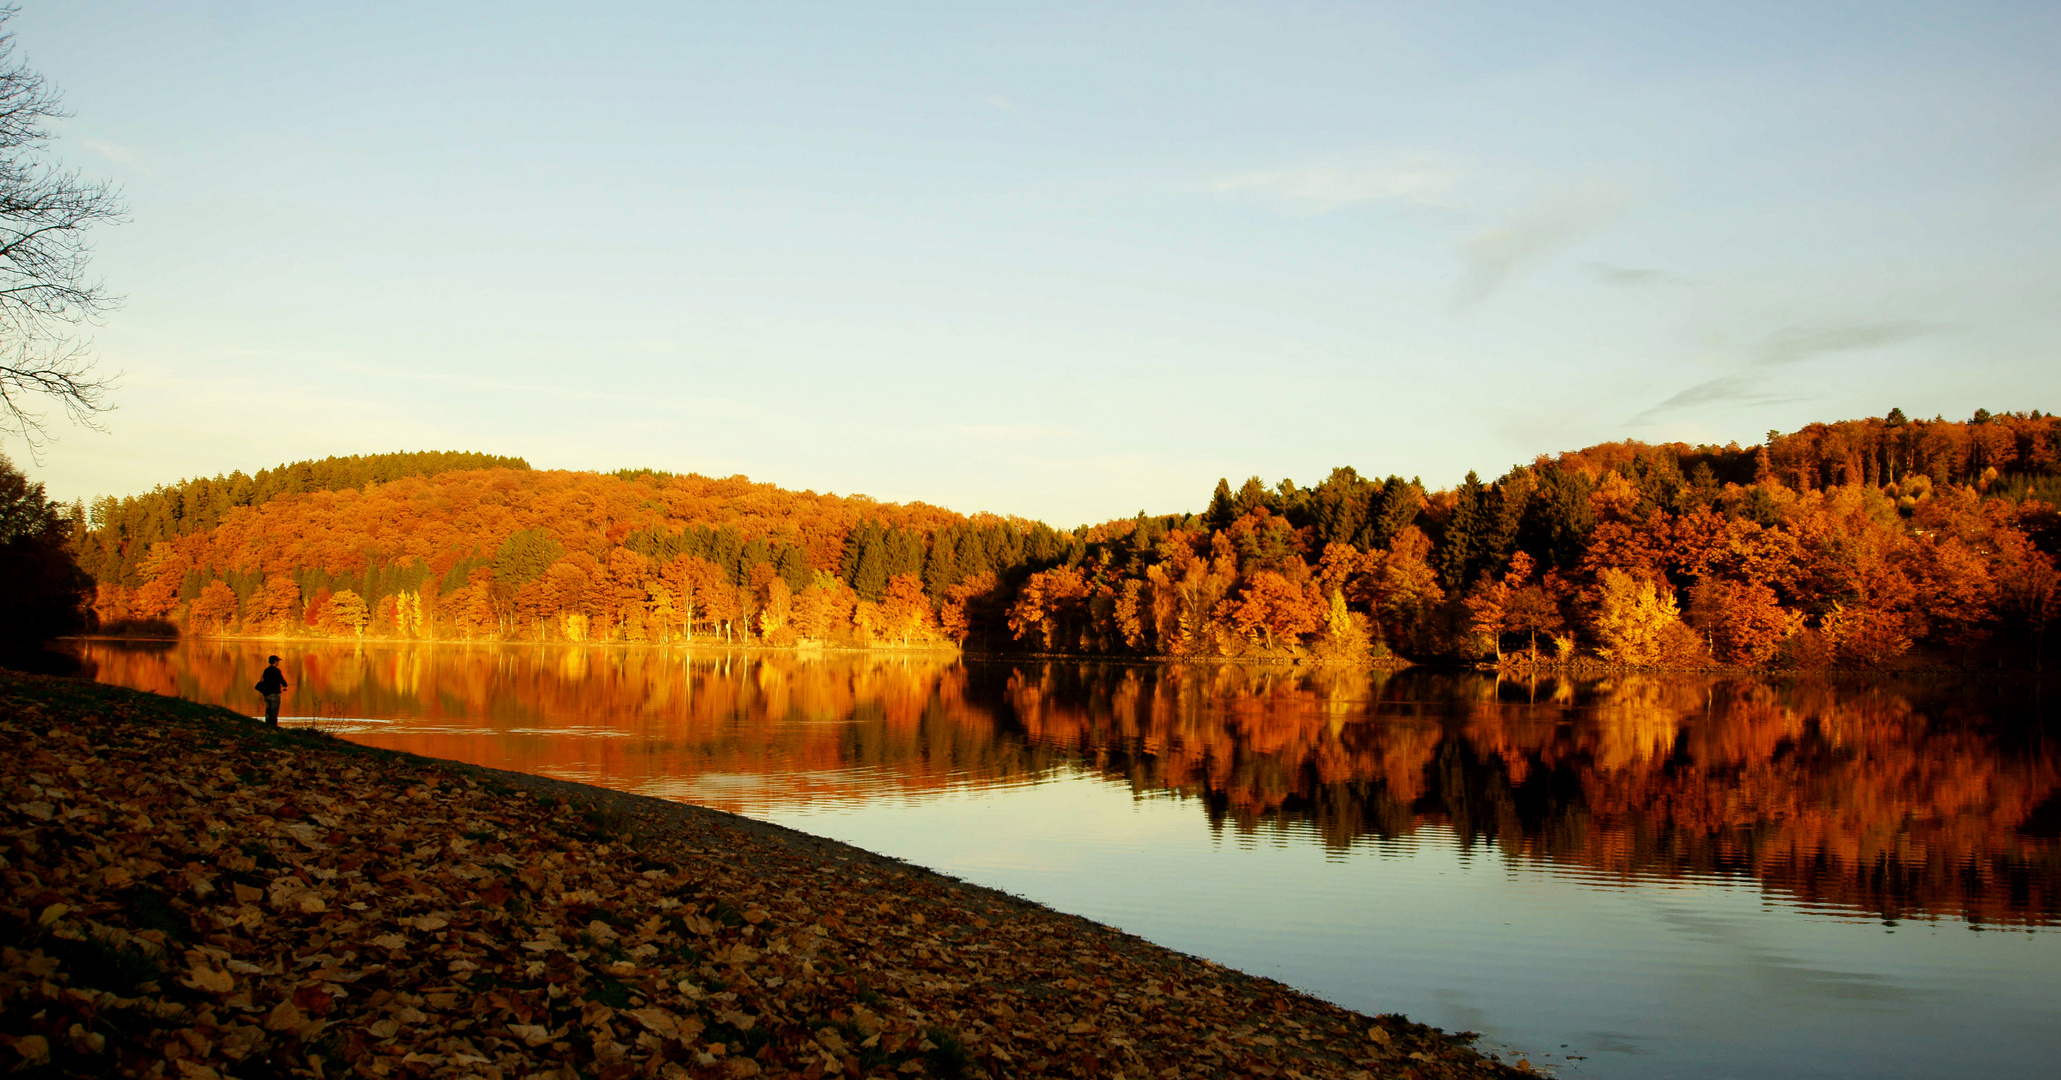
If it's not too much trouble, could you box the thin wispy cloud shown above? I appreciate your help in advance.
[1210,156,1458,214]
[1454,183,1633,306]
[1586,262,1685,287]
[82,138,142,168]
[982,94,1022,116]
[1631,320,1937,423]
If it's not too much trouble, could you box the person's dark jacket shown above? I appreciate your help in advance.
[257,667,288,694]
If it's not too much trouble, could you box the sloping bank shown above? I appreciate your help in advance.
[0,671,1528,1080]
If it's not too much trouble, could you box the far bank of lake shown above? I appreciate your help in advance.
[76,637,2061,1080]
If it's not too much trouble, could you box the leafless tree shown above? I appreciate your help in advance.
[0,5,123,455]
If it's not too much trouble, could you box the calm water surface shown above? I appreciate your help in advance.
[78,640,2061,1080]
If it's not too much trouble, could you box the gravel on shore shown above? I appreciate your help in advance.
[0,670,1531,1079]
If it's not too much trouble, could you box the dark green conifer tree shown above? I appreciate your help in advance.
[1233,476,1274,518]
[1310,466,1372,549]
[1438,471,1487,588]
[1205,478,1236,531]
[774,545,812,596]
[1357,476,1424,550]
[1516,467,1594,570]
[922,527,963,599]
[491,529,564,588]
[735,536,772,584]
[884,527,927,582]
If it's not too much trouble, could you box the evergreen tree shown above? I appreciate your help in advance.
[1233,476,1275,518]
[1205,478,1236,531]
[774,544,812,596]
[1516,466,1595,571]
[1358,476,1424,550]
[840,521,884,583]
[491,529,563,589]
[1438,471,1487,588]
[1310,466,1373,549]
[735,536,772,585]
[849,535,889,602]
[884,527,926,581]
[922,527,963,600]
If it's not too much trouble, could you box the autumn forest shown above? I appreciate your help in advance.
[55,410,2061,670]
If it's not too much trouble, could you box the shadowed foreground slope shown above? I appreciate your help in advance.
[0,672,1526,1079]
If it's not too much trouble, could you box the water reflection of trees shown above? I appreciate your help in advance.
[82,642,2059,926]
[82,642,1066,801]
[999,664,2061,927]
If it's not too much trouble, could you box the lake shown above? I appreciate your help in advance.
[75,639,2061,1079]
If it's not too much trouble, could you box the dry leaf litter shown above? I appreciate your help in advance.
[0,671,1532,1079]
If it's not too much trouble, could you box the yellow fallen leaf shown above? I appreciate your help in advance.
[295,893,327,914]
[414,915,448,932]
[368,934,407,950]
[10,1034,49,1064]
[36,903,69,926]
[233,883,263,905]
[264,999,306,1035]
[507,1023,552,1047]
[180,966,235,994]
[367,1018,401,1040]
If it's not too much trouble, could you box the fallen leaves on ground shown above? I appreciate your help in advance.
[0,671,1528,1079]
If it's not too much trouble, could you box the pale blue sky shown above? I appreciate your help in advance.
[16,1,2061,525]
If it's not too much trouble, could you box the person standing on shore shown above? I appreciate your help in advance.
[256,655,288,726]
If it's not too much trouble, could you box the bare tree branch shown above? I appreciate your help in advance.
[0,4,125,456]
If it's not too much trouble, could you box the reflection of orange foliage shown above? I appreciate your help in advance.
[80,642,1039,813]
[1005,664,2060,926]
[81,643,2061,927]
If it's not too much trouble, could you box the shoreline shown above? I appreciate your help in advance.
[67,633,2045,678]
[1,670,1527,1079]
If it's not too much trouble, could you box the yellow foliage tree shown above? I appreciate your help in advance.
[1591,568,1687,666]
[187,580,239,633]
[323,589,368,637]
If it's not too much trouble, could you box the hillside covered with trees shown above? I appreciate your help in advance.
[67,410,2061,669]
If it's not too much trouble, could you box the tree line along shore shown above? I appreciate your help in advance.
[6,408,2059,672]
[0,670,1529,1079]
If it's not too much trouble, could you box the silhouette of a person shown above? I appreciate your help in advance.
[256,655,289,726]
